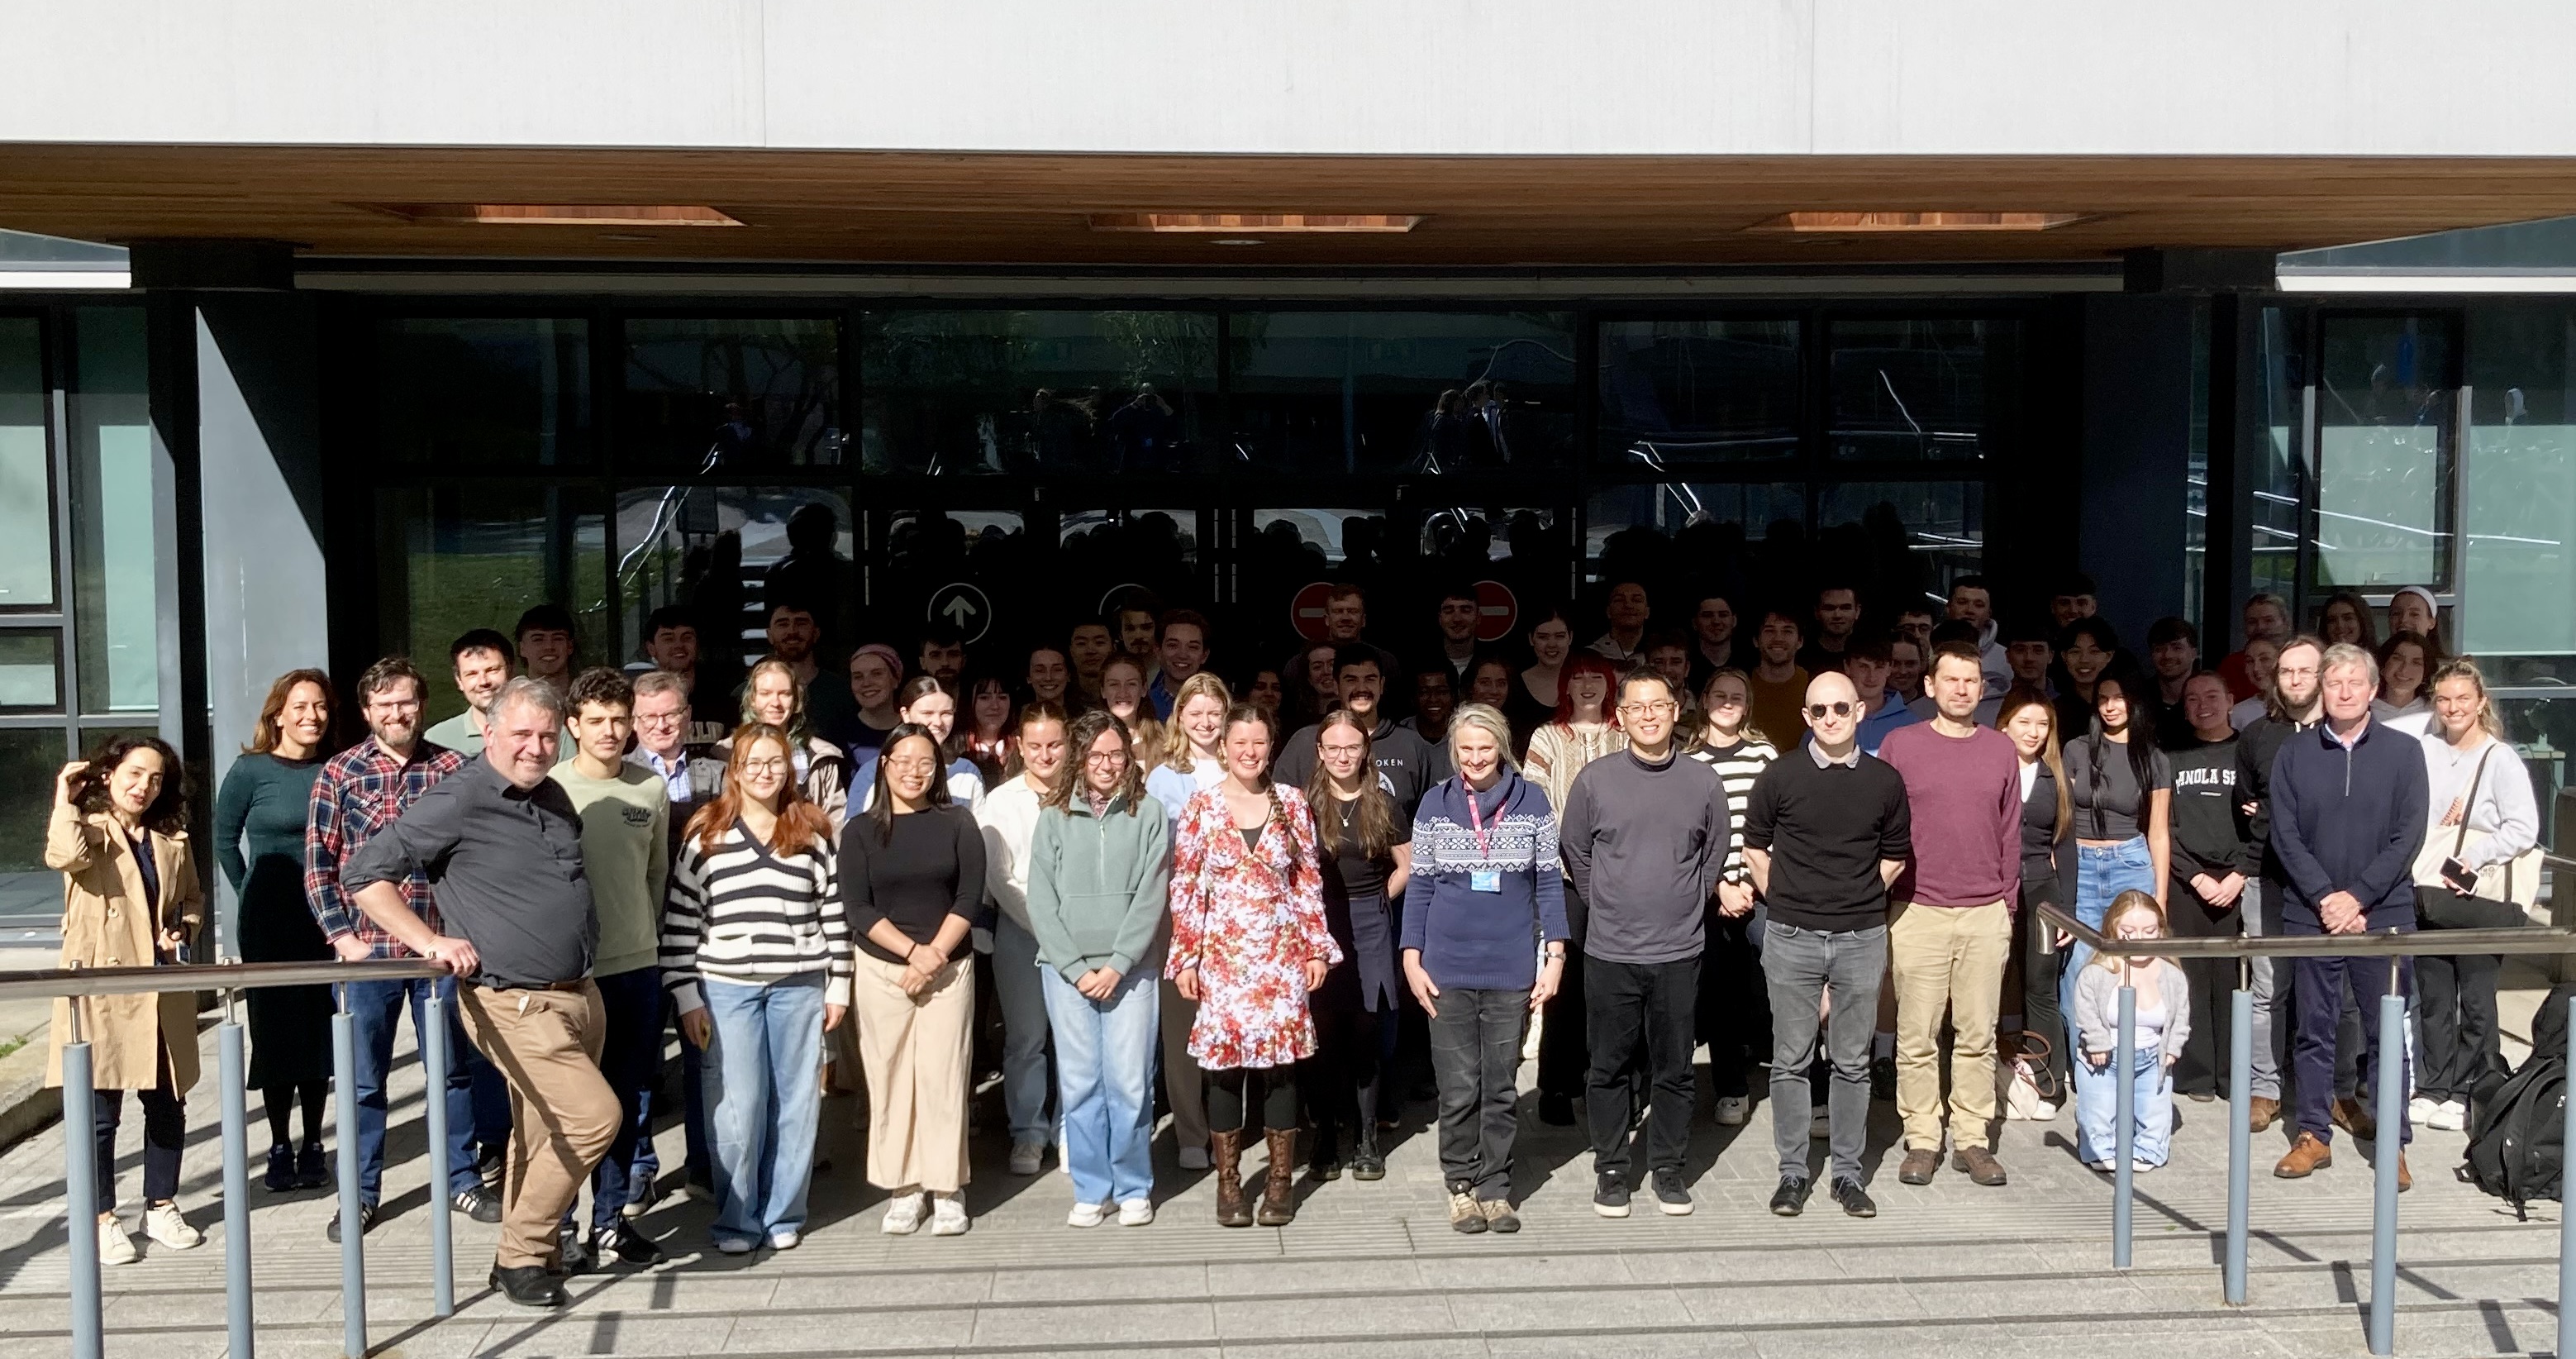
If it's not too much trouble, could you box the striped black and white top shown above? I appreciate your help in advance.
[1686,736,1779,885]
[660,818,851,1013]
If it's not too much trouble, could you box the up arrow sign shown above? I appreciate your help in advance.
[926,582,993,643]
[943,596,978,624]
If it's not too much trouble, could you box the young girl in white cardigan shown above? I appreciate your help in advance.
[2074,890,2190,1172]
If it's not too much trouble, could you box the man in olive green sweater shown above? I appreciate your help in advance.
[549,669,669,1268]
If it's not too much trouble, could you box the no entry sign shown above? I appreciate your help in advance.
[1473,579,1519,641]
[1289,581,1335,642]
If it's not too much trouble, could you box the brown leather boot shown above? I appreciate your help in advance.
[2332,1096,2378,1141]
[2397,1152,2412,1193]
[1256,1128,1298,1226]
[1211,1130,1253,1228]
[2274,1131,2333,1178]
[2246,1095,2281,1132]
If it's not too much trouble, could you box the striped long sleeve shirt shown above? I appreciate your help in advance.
[1686,737,1778,885]
[659,818,851,1013]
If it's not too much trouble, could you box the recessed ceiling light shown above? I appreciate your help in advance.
[369,203,746,227]
[1091,212,1421,234]
[598,233,657,243]
[1212,238,1265,247]
[1745,211,2086,233]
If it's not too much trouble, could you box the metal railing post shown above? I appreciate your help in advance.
[62,1000,102,1359]
[2559,992,2576,1359]
[2367,956,2404,1357]
[423,981,455,1318]
[218,1009,255,1359]
[332,988,368,1359]
[2225,977,2252,1307]
[2113,980,2135,1270]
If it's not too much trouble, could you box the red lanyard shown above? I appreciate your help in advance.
[1464,777,1497,858]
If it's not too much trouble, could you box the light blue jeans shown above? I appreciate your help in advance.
[2076,1040,2174,1167]
[1039,965,1160,1207]
[2062,838,2156,1014]
[702,974,826,1245]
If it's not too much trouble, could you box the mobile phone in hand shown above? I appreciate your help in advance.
[2440,857,2480,897]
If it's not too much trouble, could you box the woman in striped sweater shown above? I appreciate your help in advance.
[661,723,850,1256]
[1686,668,1781,1128]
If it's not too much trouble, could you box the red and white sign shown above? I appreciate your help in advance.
[1473,579,1519,642]
[1289,581,1336,642]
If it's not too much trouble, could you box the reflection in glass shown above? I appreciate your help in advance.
[1584,484,1802,602]
[1818,482,1985,611]
[377,485,607,723]
[1227,312,1576,474]
[2464,308,2576,656]
[0,631,61,710]
[2316,316,2453,591]
[2255,308,2308,609]
[0,727,66,875]
[622,318,841,471]
[0,317,52,610]
[617,486,853,677]
[1597,319,1800,464]
[1057,510,1201,619]
[374,317,591,466]
[1828,318,2003,461]
[70,308,156,713]
[861,312,1216,475]
[881,509,1036,656]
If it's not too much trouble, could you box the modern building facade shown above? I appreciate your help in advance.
[5,2,2576,901]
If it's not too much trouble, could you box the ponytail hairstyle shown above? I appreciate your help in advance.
[2426,656,2503,739]
[1306,708,1397,860]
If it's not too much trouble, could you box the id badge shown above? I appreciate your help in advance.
[1470,869,1502,894]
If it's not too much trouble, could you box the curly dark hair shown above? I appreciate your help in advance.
[75,734,189,834]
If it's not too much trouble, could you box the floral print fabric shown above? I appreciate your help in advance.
[1165,784,1342,1070]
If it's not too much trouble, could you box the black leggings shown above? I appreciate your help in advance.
[1309,1006,1397,1140]
[264,1080,328,1149]
[1204,1066,1299,1134]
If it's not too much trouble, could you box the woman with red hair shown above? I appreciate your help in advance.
[1518,654,1626,1125]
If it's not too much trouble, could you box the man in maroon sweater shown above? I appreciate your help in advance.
[1877,641,2025,1187]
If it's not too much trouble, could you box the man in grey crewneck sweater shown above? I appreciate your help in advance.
[1560,671,1731,1218]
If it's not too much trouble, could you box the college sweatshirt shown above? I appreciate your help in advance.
[1400,771,1569,990]
[2268,718,2430,930]
[1559,746,1730,965]
[548,761,669,977]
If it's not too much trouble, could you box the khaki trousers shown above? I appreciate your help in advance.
[851,951,975,1194]
[1888,899,2012,1153]
[1157,980,1207,1150]
[457,981,617,1269]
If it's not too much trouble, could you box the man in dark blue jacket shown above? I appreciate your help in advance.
[2268,644,2428,1185]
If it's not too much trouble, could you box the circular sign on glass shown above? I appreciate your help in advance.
[1288,582,1336,642]
[1473,579,1519,642]
[927,582,994,644]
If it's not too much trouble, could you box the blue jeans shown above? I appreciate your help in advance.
[1040,965,1159,1207]
[564,967,661,1233]
[2075,1040,2174,1166]
[2062,838,2156,1015]
[703,974,826,1243]
[341,975,480,1204]
[993,918,1056,1147]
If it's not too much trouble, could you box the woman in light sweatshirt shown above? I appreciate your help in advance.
[1026,708,1171,1228]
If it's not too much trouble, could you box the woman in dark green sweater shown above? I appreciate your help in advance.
[212,669,336,1190]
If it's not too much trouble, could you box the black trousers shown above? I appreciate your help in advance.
[96,1051,184,1207]
[2417,952,2503,1103]
[1586,955,1701,1178]
[1538,936,1590,1099]
[2014,889,2070,1098]
[1203,1066,1298,1134]
[2166,879,2242,1098]
[1702,912,1768,1099]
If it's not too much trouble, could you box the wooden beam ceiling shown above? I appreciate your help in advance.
[5,145,2575,269]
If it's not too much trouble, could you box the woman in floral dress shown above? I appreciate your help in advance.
[1168,703,1341,1228]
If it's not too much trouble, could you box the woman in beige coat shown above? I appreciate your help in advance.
[47,735,207,1265]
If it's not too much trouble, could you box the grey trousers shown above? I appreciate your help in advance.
[1764,921,1888,1185]
[2242,880,2282,1099]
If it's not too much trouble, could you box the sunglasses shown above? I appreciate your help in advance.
[1803,701,1855,718]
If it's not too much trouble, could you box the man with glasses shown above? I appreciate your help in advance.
[1877,643,2023,1188]
[1744,671,1912,1219]
[1559,672,1731,1219]
[626,670,723,1204]
[2234,634,2327,1133]
[304,656,500,1240]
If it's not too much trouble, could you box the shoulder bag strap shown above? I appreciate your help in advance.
[2453,745,2495,861]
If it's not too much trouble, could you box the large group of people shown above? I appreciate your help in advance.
[41,564,2540,1299]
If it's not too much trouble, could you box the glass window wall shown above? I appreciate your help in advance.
[860,310,1217,475]
[2464,306,2576,657]
[0,317,54,612]
[2313,315,2455,592]
[621,317,841,471]
[374,317,591,467]
[69,307,156,712]
[1828,318,2006,462]
[377,484,607,722]
[1226,311,1576,474]
[1597,318,1800,465]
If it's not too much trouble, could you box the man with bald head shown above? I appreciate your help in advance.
[1743,670,1913,1221]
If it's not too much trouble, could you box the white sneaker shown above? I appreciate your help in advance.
[1009,1142,1045,1175]
[2431,1099,2469,1132]
[2027,1099,2059,1122]
[880,1192,927,1236]
[712,1236,755,1255]
[1066,1200,1107,1228]
[767,1228,801,1251]
[98,1215,138,1266]
[2407,1095,2440,1127]
[142,1203,202,1251]
[1117,1197,1155,1227]
[2131,1160,2157,1175]
[929,1194,969,1237]
[1178,1145,1211,1171]
[1713,1096,1750,1127]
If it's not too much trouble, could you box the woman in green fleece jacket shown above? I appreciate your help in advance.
[1026,708,1172,1227]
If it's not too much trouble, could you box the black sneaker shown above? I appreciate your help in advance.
[555,1222,594,1275]
[591,1224,668,1266]
[1593,1172,1631,1218]
[264,1145,296,1193]
[489,1263,564,1309]
[1652,1167,1693,1217]
[324,1203,376,1243]
[1538,1094,1577,1126]
[474,1147,507,1190]
[295,1144,330,1190]
[1769,1175,1809,1217]
[452,1185,503,1223]
[1831,1176,1878,1218]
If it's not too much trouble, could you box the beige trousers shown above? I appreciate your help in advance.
[1889,899,2013,1153]
[851,951,975,1194]
[457,981,618,1269]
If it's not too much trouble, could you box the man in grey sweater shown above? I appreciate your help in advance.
[1561,670,1731,1218]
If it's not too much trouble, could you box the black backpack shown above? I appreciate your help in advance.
[2463,980,2575,1217]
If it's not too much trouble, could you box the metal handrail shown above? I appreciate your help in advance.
[2035,901,2576,959]
[0,958,448,1003]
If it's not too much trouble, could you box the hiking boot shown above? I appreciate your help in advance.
[1480,1198,1521,1233]
[1255,1129,1299,1226]
[1350,1118,1385,1180]
[2274,1131,2333,1178]
[1448,1190,1488,1234]
[2247,1095,2281,1132]
[1897,1149,1939,1185]
[1953,1147,2009,1187]
[2332,1096,2378,1141]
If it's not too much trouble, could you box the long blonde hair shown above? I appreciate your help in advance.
[2091,889,2168,972]
[1158,672,1235,772]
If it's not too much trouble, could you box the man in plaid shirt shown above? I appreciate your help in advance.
[305,656,503,1237]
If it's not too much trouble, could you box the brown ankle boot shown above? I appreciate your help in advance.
[1256,1128,1298,1226]
[1211,1130,1253,1228]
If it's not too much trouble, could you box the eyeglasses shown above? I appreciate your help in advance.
[740,759,788,775]
[1803,701,1855,718]
[1083,750,1131,766]
[1617,700,1678,717]
[634,713,685,727]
